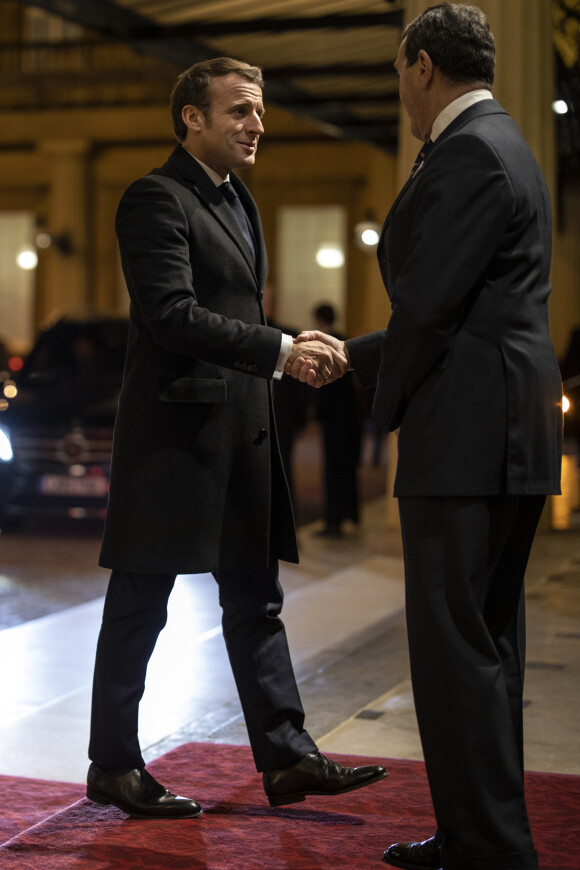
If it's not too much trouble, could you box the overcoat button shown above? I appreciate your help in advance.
[253,428,267,444]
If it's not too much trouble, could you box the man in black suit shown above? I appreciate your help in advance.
[290,5,562,869]
[86,57,386,818]
[312,303,362,537]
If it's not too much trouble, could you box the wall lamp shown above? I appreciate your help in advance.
[16,231,73,271]
[35,231,73,255]
[354,219,381,251]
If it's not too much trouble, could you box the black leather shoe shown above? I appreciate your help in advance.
[86,762,202,819]
[382,833,442,868]
[263,750,388,807]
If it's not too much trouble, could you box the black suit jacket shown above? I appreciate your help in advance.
[100,145,297,573]
[348,100,562,497]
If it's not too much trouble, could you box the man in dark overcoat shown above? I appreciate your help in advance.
[86,57,386,819]
[290,5,563,869]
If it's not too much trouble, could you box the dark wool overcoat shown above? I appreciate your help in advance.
[99,146,298,573]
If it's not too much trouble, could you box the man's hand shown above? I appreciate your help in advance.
[285,332,350,387]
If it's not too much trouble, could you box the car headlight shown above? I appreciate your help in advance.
[0,425,13,462]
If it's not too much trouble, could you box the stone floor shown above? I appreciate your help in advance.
[0,480,579,786]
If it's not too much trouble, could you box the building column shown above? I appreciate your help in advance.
[37,139,91,322]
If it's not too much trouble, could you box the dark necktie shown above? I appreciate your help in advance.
[409,138,433,179]
[219,180,256,262]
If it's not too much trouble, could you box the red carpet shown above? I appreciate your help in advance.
[0,774,85,845]
[0,744,578,869]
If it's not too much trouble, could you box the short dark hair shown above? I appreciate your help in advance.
[170,57,264,142]
[403,3,495,89]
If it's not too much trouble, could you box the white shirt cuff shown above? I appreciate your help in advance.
[273,333,293,380]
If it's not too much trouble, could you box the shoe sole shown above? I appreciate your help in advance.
[383,859,441,870]
[382,848,441,869]
[266,768,389,807]
[86,786,202,819]
[382,859,441,870]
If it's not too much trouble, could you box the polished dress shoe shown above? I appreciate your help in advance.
[86,762,202,819]
[382,833,442,868]
[263,750,388,807]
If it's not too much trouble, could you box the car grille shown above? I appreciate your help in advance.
[12,425,113,471]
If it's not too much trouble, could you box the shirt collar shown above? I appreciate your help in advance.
[182,147,229,187]
[431,89,493,142]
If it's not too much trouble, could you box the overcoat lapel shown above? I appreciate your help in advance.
[165,146,263,289]
[230,174,269,297]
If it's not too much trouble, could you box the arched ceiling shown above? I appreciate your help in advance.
[8,0,405,153]
[5,0,580,176]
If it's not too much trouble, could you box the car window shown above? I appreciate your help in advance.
[21,321,128,386]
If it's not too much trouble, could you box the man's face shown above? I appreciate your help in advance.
[394,38,427,141]
[192,73,264,178]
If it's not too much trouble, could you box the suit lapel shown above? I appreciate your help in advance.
[378,159,425,256]
[380,172,417,240]
[379,99,507,246]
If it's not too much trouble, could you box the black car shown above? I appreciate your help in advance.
[0,315,129,528]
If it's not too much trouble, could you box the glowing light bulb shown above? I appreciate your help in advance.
[316,246,344,269]
[16,249,38,270]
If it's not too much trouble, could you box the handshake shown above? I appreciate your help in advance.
[285,331,350,388]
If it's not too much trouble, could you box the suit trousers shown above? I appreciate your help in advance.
[398,494,545,870]
[89,564,316,773]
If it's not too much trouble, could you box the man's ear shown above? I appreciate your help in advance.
[181,104,204,133]
[417,49,434,87]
